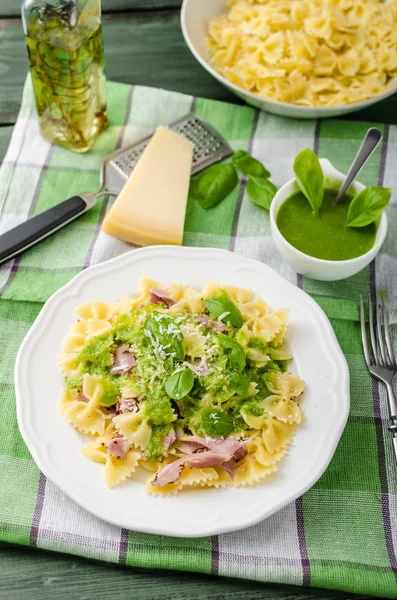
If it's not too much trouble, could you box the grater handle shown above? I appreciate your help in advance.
[0,195,92,266]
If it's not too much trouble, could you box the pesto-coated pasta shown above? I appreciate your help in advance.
[59,276,305,493]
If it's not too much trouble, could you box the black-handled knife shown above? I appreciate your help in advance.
[0,192,97,266]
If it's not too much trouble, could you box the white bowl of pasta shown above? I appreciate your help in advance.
[181,0,397,119]
[15,246,350,537]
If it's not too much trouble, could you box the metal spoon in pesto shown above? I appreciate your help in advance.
[334,127,383,205]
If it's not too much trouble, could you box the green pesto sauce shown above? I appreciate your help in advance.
[276,188,377,261]
[71,301,294,459]
[144,424,171,460]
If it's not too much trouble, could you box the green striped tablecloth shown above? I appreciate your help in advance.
[1,77,397,598]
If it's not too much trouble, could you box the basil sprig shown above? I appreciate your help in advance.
[189,164,238,209]
[230,371,250,397]
[165,368,194,400]
[144,312,185,361]
[233,150,277,210]
[204,295,244,328]
[232,150,270,178]
[201,408,234,437]
[246,176,278,210]
[218,334,246,371]
[346,186,391,227]
[293,147,324,216]
[190,150,276,211]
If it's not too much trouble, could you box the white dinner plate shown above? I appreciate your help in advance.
[15,246,350,537]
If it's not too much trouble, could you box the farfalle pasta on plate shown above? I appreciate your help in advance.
[207,0,397,107]
[59,276,305,494]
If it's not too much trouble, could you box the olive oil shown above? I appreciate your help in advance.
[25,1,107,153]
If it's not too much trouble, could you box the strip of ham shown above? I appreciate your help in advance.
[149,288,176,307]
[152,451,232,487]
[195,315,227,332]
[177,435,246,459]
[77,391,89,403]
[106,437,130,460]
[116,397,139,415]
[163,428,176,452]
[110,345,136,375]
[153,435,247,487]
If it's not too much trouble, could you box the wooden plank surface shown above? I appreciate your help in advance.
[1,12,397,126]
[0,542,370,600]
[0,125,13,162]
[1,0,183,18]
[0,12,231,124]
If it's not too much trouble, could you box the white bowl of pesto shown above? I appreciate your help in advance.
[270,159,388,282]
[15,246,349,537]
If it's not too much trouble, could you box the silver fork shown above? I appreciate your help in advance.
[360,295,397,464]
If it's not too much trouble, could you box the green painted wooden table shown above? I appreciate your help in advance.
[0,2,394,598]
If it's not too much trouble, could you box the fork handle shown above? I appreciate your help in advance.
[386,383,397,421]
[392,435,397,467]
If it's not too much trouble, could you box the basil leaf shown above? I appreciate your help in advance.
[144,312,185,361]
[346,186,391,227]
[293,147,324,216]
[204,295,244,328]
[218,333,246,371]
[190,163,238,209]
[201,408,234,437]
[230,371,250,397]
[233,150,270,178]
[165,368,194,400]
[246,176,277,210]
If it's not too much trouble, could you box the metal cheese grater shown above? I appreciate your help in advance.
[0,113,233,266]
[104,112,233,193]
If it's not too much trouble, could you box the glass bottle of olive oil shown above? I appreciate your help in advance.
[22,0,107,153]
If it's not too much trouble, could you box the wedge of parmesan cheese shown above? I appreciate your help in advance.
[102,126,194,246]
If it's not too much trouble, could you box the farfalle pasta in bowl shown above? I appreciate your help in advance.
[59,276,305,494]
[181,0,397,118]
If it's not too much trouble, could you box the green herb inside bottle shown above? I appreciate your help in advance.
[24,0,107,153]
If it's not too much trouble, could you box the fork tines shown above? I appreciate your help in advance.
[360,295,396,369]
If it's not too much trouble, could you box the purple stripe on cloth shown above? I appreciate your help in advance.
[290,124,321,587]
[0,261,20,274]
[370,125,397,582]
[4,161,49,171]
[229,109,260,252]
[378,124,389,187]
[30,472,46,547]
[119,528,129,565]
[83,194,112,269]
[0,255,22,297]
[296,496,311,586]
[371,368,397,579]
[83,88,135,269]
[313,120,321,155]
[211,535,219,575]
